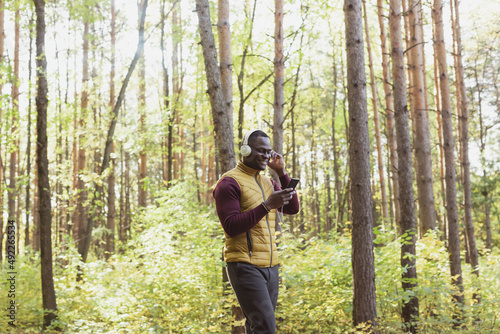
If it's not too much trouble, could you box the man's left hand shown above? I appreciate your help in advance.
[268,150,286,176]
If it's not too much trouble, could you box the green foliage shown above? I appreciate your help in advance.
[2,183,500,333]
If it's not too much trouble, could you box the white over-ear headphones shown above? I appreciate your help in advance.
[240,129,259,157]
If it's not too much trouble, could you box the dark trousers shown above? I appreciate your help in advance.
[226,262,279,334]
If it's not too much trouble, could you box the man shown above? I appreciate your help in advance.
[213,129,300,334]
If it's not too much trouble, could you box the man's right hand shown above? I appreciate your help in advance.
[264,188,295,209]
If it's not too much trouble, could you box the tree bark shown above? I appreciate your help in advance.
[218,0,233,124]
[34,0,58,328]
[389,0,419,331]
[344,0,378,330]
[432,0,465,312]
[376,0,400,230]
[363,0,388,225]
[8,5,20,231]
[76,18,90,256]
[0,0,4,262]
[105,0,117,260]
[452,0,480,303]
[273,0,284,158]
[138,0,147,208]
[407,0,437,235]
[196,0,236,175]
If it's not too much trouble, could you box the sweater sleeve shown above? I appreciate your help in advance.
[213,177,269,238]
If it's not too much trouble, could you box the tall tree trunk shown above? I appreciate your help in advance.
[452,0,480,303]
[106,0,117,260]
[217,3,244,333]
[160,0,172,186]
[138,0,147,208]
[196,0,236,175]
[26,16,35,248]
[218,0,233,124]
[34,0,58,328]
[389,0,419,331]
[0,0,3,261]
[407,0,437,235]
[76,18,90,256]
[376,0,400,230]
[8,5,20,231]
[172,0,181,179]
[363,0,388,226]
[273,0,284,159]
[344,0,378,330]
[432,33,447,239]
[432,0,465,314]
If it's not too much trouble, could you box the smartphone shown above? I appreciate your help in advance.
[286,178,300,189]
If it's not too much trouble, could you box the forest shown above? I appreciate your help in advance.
[0,0,499,332]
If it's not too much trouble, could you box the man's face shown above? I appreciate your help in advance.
[243,136,272,171]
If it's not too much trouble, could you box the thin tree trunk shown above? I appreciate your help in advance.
[8,5,20,230]
[138,0,147,208]
[273,0,284,159]
[0,0,3,261]
[106,0,117,260]
[376,0,400,230]
[76,18,90,256]
[452,0,480,303]
[26,15,34,248]
[196,0,236,174]
[172,0,181,179]
[432,32,447,239]
[344,0,378,330]
[363,0,388,225]
[407,0,437,235]
[432,0,465,314]
[34,0,58,328]
[218,0,233,124]
[389,0,419,331]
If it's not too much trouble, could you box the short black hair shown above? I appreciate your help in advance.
[247,130,269,146]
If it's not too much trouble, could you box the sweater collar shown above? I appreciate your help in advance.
[237,161,261,176]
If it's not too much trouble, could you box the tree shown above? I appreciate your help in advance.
[389,0,419,331]
[218,0,233,125]
[344,0,378,330]
[34,0,58,328]
[376,0,400,229]
[362,0,388,225]
[196,0,236,175]
[273,0,284,159]
[138,0,147,207]
[431,0,465,313]
[452,0,480,301]
[0,0,4,262]
[407,0,437,235]
[105,0,117,260]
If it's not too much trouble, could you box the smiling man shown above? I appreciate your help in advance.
[213,129,299,334]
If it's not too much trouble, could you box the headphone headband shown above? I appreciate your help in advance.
[242,129,260,146]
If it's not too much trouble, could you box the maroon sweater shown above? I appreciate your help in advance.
[214,174,300,238]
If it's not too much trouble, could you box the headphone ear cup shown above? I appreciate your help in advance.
[240,144,251,157]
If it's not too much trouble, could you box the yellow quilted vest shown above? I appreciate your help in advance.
[219,161,279,267]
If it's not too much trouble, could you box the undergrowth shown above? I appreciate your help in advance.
[1,182,499,333]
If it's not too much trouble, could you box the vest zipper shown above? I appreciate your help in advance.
[254,174,273,267]
[246,231,253,258]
